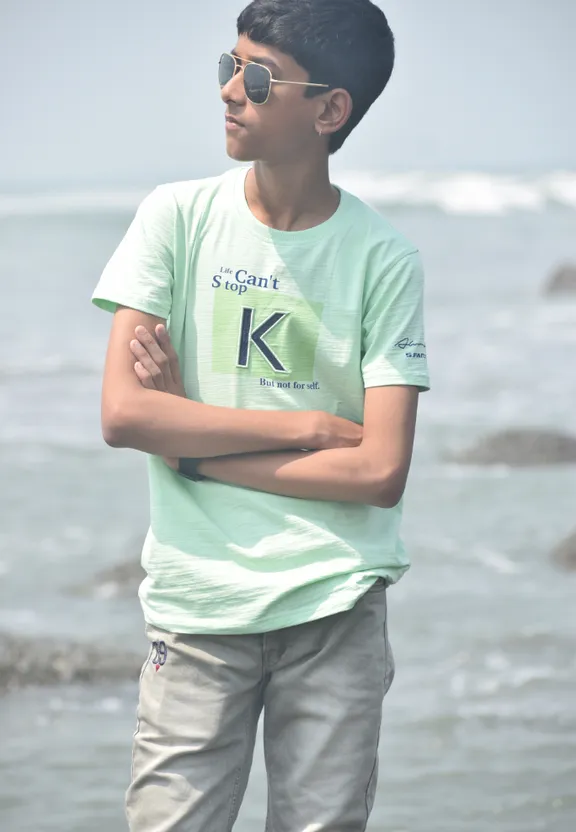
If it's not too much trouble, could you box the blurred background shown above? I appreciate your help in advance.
[1,1,575,830]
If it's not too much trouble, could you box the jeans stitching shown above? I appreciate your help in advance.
[225,740,246,832]
[226,650,264,831]
[363,592,391,829]
[363,726,381,830]
[383,596,395,693]
[130,640,155,783]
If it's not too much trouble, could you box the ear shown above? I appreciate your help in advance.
[315,88,353,137]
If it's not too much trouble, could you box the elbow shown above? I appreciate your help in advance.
[102,423,127,449]
[101,400,137,448]
[371,470,407,509]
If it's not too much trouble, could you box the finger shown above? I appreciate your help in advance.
[134,326,174,385]
[134,361,157,390]
[130,341,167,392]
[155,325,183,384]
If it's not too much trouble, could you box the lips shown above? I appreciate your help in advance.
[225,115,243,127]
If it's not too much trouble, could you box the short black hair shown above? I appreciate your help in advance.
[237,0,395,154]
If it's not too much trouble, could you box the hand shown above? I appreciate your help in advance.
[130,324,186,397]
[315,412,363,450]
[130,324,184,471]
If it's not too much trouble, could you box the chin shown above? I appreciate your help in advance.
[227,149,256,162]
[225,135,258,163]
[226,145,255,163]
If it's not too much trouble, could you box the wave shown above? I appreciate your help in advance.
[0,188,149,218]
[338,170,576,215]
[2,171,576,217]
[47,695,126,714]
[415,536,523,575]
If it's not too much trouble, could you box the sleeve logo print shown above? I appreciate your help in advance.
[394,337,426,359]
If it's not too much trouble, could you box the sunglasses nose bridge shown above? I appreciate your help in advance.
[220,63,247,103]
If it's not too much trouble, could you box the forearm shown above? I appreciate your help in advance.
[197,446,402,508]
[103,387,321,458]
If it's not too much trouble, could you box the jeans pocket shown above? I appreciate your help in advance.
[367,576,387,593]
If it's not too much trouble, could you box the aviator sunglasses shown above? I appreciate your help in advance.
[218,52,329,105]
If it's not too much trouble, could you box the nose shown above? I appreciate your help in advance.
[220,68,246,107]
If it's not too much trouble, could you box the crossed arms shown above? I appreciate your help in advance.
[101,307,420,508]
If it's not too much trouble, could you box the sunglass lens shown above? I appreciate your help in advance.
[218,53,236,87]
[243,62,271,104]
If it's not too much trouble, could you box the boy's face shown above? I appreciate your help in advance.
[221,35,324,163]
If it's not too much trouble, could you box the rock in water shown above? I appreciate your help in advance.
[544,263,576,295]
[551,532,576,572]
[449,429,576,466]
[0,633,143,695]
[68,560,145,599]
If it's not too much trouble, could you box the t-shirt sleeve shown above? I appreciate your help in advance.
[361,250,430,391]
[91,186,176,318]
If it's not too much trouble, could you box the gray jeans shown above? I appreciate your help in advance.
[127,580,394,831]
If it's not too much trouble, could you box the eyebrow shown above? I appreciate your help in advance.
[230,49,280,73]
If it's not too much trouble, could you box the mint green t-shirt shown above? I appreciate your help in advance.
[92,167,430,634]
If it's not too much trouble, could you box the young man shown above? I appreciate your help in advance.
[92,1,429,829]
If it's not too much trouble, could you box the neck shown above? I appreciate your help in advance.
[245,156,339,232]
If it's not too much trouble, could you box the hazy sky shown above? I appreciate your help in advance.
[2,0,575,185]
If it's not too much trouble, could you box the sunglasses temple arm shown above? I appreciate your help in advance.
[272,80,330,88]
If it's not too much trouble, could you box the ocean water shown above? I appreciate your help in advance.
[1,172,575,831]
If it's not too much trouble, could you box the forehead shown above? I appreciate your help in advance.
[231,35,305,77]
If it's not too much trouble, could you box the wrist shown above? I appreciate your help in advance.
[305,411,329,450]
